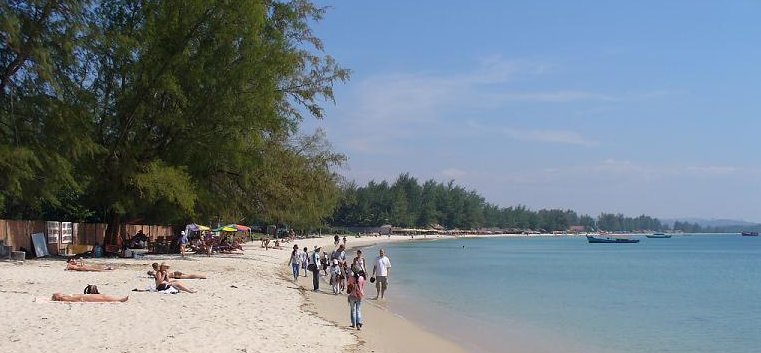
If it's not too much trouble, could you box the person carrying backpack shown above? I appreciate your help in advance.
[308,246,322,291]
[347,270,366,330]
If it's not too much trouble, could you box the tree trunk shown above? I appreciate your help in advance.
[104,212,121,246]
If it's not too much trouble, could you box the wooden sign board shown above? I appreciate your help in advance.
[31,232,50,258]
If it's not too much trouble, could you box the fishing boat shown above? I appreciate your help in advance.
[741,232,759,236]
[586,235,640,243]
[646,233,672,239]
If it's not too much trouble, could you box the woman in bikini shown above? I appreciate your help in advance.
[51,293,128,302]
[154,263,197,293]
[66,259,113,272]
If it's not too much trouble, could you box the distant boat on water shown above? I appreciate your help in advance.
[741,232,759,236]
[586,235,640,243]
[646,233,672,239]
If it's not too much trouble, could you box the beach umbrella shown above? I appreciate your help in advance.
[232,224,250,232]
[213,225,237,232]
[186,223,212,232]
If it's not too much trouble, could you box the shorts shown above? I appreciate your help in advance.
[375,276,388,291]
[157,283,171,291]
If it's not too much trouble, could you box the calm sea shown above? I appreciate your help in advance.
[372,234,761,353]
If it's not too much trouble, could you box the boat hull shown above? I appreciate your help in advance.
[741,232,759,236]
[645,235,672,238]
[586,236,640,243]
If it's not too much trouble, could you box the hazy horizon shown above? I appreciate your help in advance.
[302,1,761,223]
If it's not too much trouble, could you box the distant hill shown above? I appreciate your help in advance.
[662,218,760,228]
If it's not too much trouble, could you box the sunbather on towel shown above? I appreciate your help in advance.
[51,293,128,302]
[154,262,197,293]
[66,259,113,272]
[148,263,206,279]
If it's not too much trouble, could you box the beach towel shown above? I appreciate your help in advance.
[158,287,179,294]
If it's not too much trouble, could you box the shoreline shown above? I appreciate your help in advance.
[289,234,470,353]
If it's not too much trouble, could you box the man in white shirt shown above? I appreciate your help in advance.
[310,246,322,291]
[372,248,391,300]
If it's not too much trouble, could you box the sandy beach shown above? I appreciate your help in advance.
[0,235,469,353]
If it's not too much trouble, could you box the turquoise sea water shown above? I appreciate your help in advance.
[374,235,761,353]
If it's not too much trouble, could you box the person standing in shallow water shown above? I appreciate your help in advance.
[372,249,391,300]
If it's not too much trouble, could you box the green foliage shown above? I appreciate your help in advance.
[331,173,669,232]
[595,213,664,232]
[132,161,196,214]
[1,0,348,235]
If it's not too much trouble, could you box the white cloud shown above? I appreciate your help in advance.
[324,56,670,156]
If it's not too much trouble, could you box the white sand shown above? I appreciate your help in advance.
[0,240,354,353]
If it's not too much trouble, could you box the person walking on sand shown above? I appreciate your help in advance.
[329,259,341,294]
[179,230,189,258]
[290,245,301,282]
[334,234,340,246]
[309,246,322,291]
[372,249,391,300]
[321,251,329,276]
[331,244,346,266]
[300,247,309,277]
[347,270,366,330]
[352,249,366,273]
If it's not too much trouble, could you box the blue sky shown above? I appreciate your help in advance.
[301,1,761,222]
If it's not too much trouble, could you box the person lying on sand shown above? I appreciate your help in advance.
[154,262,197,293]
[51,293,128,303]
[148,263,206,279]
[66,259,113,272]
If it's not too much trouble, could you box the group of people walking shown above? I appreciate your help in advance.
[288,241,392,330]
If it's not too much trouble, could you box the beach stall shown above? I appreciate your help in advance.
[182,223,212,255]
[208,224,249,252]
[213,224,250,242]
